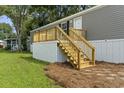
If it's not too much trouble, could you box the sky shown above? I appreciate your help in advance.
[0,15,16,33]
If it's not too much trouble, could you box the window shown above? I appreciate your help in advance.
[61,22,67,31]
[69,20,73,28]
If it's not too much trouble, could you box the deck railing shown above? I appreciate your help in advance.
[69,28,95,65]
[33,26,83,69]
[33,27,57,42]
[56,26,82,68]
[33,26,95,69]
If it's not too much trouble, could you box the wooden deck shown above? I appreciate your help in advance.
[32,26,95,70]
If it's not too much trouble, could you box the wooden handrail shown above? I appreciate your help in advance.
[69,28,95,63]
[56,26,84,69]
[70,28,95,50]
[33,25,95,68]
[56,26,81,52]
[57,26,90,59]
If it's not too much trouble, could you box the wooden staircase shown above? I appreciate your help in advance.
[58,42,93,69]
[33,25,95,70]
[56,26,95,70]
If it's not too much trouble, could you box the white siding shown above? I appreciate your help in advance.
[57,47,67,62]
[91,39,124,63]
[32,41,67,63]
[30,44,33,52]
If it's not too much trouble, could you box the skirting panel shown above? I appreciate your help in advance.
[91,39,124,63]
[32,41,67,63]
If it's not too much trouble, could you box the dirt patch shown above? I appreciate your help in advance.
[44,61,124,88]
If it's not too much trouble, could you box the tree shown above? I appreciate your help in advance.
[0,23,13,39]
[28,5,94,29]
[0,32,5,40]
[0,5,94,51]
[0,5,30,51]
[22,5,95,50]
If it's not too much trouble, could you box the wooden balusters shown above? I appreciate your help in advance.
[32,26,95,69]
[69,28,95,66]
[33,27,58,42]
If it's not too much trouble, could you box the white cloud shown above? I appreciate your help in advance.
[0,15,16,33]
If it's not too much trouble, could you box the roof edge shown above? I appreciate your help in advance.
[30,5,107,33]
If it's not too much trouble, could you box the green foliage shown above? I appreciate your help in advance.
[0,23,13,40]
[0,49,61,88]
[0,23,12,33]
[0,32,5,39]
[4,45,11,50]
[26,5,94,31]
[0,5,30,51]
[21,5,94,50]
[0,5,94,51]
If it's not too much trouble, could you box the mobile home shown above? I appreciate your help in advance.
[4,38,18,51]
[30,5,124,69]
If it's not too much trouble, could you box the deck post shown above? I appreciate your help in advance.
[46,30,47,41]
[78,51,81,70]
[92,49,95,65]
[55,27,57,40]
[38,31,40,42]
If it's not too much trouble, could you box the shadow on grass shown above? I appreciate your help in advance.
[20,56,50,65]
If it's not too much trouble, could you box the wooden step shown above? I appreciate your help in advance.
[80,60,90,64]
[62,48,77,56]
[61,47,65,50]
[64,49,68,53]
[80,63,94,69]
[69,61,78,69]
[67,53,71,57]
[59,43,70,47]
[59,45,73,51]
[73,61,77,64]
[61,46,73,50]
[84,58,90,61]
[58,42,94,70]
[60,46,78,59]
[70,56,74,61]
[59,43,71,48]
[80,60,94,68]
[59,43,77,54]
[69,61,77,65]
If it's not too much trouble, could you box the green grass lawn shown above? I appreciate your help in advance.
[0,49,60,88]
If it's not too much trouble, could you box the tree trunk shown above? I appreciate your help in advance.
[15,25,22,51]
[17,35,22,51]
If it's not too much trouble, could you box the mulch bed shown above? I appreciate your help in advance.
[44,61,124,88]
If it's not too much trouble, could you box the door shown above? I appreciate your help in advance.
[73,16,82,29]
[61,21,69,35]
